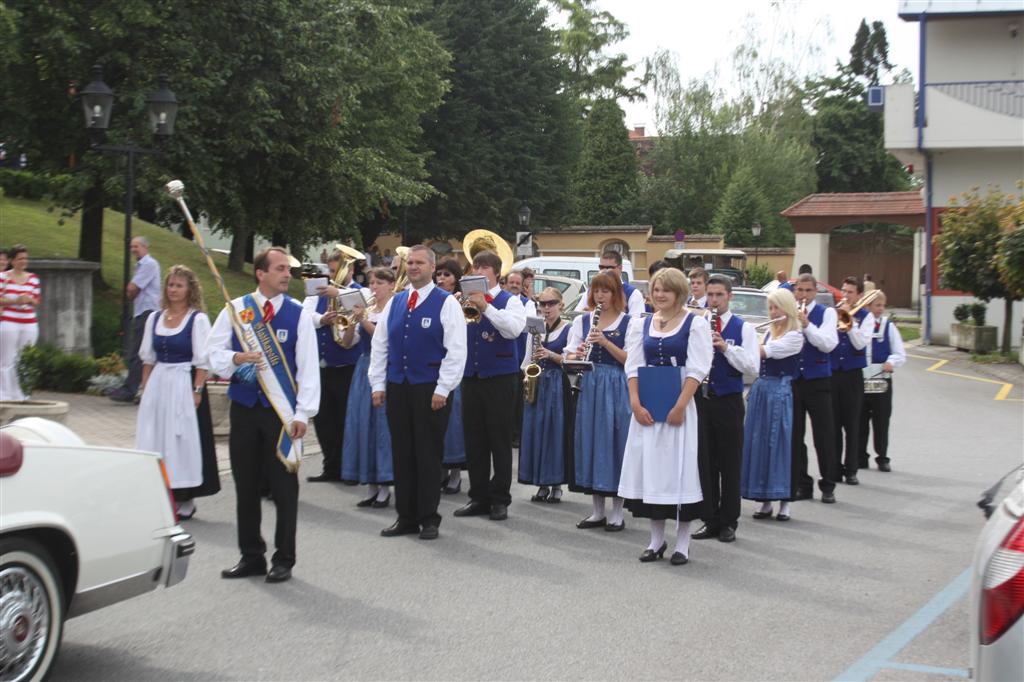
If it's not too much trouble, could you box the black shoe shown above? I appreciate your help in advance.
[845,474,859,485]
[372,493,391,509]
[342,479,358,486]
[531,487,550,502]
[576,517,607,529]
[306,473,338,483]
[821,491,836,504]
[877,460,892,472]
[380,520,420,537]
[776,513,791,522]
[691,524,720,540]
[442,479,462,495]
[794,489,813,501]
[453,501,491,517]
[221,560,267,579]
[489,504,508,521]
[670,551,689,566]
[546,489,563,504]
[639,541,667,562]
[752,509,773,520]
[604,520,625,532]
[109,389,135,403]
[419,524,439,540]
[356,494,376,508]
[718,527,736,542]
[265,565,291,583]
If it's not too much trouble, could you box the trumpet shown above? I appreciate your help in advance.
[837,289,882,332]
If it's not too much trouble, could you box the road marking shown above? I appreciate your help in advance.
[906,353,1016,401]
[834,569,971,682]
[882,662,969,677]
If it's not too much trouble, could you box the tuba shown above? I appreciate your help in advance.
[837,289,882,332]
[328,244,367,345]
[392,246,411,292]
[460,229,514,323]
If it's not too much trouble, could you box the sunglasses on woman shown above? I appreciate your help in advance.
[537,299,560,307]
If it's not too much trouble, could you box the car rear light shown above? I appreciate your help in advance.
[158,458,179,523]
[981,515,1024,645]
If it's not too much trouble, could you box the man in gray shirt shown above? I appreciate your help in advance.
[110,236,161,402]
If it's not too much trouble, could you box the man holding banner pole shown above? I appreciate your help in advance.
[207,246,320,584]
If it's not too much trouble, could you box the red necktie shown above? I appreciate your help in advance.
[262,300,274,323]
[715,315,722,333]
[407,290,419,311]
[485,294,494,303]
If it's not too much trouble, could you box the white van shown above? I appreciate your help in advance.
[511,256,634,284]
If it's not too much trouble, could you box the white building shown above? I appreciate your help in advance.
[884,0,1024,346]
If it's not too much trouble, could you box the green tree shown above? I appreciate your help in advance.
[937,187,1022,353]
[569,99,637,224]
[710,165,768,246]
[848,19,893,85]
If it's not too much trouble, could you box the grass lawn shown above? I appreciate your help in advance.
[1,196,304,354]
[896,323,921,342]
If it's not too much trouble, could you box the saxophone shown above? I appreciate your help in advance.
[523,326,543,404]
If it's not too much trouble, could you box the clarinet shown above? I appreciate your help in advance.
[702,306,719,398]
[567,304,602,395]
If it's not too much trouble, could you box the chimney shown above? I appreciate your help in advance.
[631,124,646,139]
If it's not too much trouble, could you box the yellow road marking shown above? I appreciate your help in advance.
[906,353,1016,400]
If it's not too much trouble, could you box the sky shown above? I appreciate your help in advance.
[590,0,921,131]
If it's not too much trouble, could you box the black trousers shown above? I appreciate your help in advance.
[228,402,298,568]
[792,377,837,496]
[386,381,450,527]
[122,310,153,394]
[462,373,518,507]
[512,371,524,446]
[313,364,355,478]
[696,392,744,531]
[859,380,893,464]
[831,368,864,477]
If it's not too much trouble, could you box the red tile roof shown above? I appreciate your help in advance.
[781,192,924,217]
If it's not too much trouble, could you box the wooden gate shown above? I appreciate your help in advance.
[828,231,914,308]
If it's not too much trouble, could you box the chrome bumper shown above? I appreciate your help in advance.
[162,532,195,587]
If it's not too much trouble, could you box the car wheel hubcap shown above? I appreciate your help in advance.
[0,566,51,681]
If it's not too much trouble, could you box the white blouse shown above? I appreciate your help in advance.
[762,329,804,359]
[139,309,211,369]
[565,310,627,358]
[623,312,712,383]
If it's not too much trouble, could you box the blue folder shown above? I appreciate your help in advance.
[637,366,682,422]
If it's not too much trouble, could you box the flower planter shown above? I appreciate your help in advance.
[206,382,231,438]
[0,400,70,426]
[950,323,997,353]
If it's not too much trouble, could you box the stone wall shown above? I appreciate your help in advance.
[29,260,100,357]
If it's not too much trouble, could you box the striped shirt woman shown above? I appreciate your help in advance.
[0,245,41,400]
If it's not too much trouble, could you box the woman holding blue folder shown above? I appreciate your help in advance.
[740,288,804,521]
[566,272,632,531]
[618,268,712,565]
[518,287,571,503]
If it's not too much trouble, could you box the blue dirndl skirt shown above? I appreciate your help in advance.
[518,368,566,485]
[443,385,466,468]
[572,363,631,495]
[341,354,393,484]
[740,375,793,500]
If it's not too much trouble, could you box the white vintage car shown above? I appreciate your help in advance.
[0,418,194,682]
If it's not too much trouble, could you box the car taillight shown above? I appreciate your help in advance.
[981,515,1024,645]
[158,459,179,523]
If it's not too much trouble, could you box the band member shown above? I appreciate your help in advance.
[830,276,875,485]
[136,265,220,519]
[687,267,708,308]
[453,250,526,521]
[340,267,396,507]
[859,291,905,472]
[433,258,467,493]
[208,247,320,583]
[791,273,839,503]
[520,267,536,302]
[691,274,759,543]
[741,289,804,520]
[303,250,362,483]
[518,287,571,503]
[574,250,646,316]
[370,245,467,539]
[568,272,632,531]
[619,269,711,565]
[0,245,40,401]
[504,269,536,448]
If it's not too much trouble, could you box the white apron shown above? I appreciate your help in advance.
[136,361,202,489]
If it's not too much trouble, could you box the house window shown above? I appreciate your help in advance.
[601,240,630,259]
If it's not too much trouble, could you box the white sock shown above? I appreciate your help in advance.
[587,495,606,521]
[609,497,625,525]
[447,469,460,486]
[376,485,390,501]
[649,519,666,550]
[177,500,195,516]
[759,501,773,514]
[675,520,692,557]
[550,486,562,500]
[368,484,379,498]
[779,501,791,517]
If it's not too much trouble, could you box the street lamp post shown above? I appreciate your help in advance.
[81,65,178,358]
[515,203,532,259]
[751,220,762,267]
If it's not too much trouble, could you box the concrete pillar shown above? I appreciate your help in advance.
[911,228,923,310]
[30,260,101,356]
[793,233,830,284]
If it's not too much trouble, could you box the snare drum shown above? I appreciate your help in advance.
[863,378,890,394]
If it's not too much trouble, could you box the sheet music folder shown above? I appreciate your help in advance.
[637,366,682,422]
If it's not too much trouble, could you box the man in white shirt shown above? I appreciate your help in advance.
[858,291,905,472]
[207,247,320,583]
[830,276,876,485]
[575,250,646,317]
[370,245,467,539]
[504,269,536,448]
[687,267,708,309]
[111,236,161,402]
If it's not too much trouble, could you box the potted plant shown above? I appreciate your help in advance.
[950,301,998,353]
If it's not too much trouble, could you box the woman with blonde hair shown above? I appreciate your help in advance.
[740,288,804,521]
[618,268,711,565]
[566,272,632,531]
[518,287,571,503]
[136,265,219,519]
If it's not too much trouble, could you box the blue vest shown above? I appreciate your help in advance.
[538,323,570,371]
[151,310,196,364]
[315,294,363,367]
[870,317,892,364]
[761,333,801,378]
[798,304,832,380]
[708,313,745,396]
[466,289,520,378]
[582,312,629,366]
[228,296,302,408]
[623,282,637,308]
[831,308,869,372]
[386,287,449,385]
[642,314,694,367]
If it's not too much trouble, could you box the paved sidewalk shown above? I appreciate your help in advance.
[33,390,324,475]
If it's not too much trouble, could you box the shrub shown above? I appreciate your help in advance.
[91,297,123,358]
[744,263,772,288]
[970,302,987,326]
[0,169,73,200]
[95,352,126,375]
[953,304,971,322]
[17,344,99,394]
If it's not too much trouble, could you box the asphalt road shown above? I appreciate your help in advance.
[52,350,1023,681]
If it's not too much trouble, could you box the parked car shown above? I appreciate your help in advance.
[0,418,194,682]
[512,256,634,285]
[970,466,1024,682]
[528,273,587,315]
